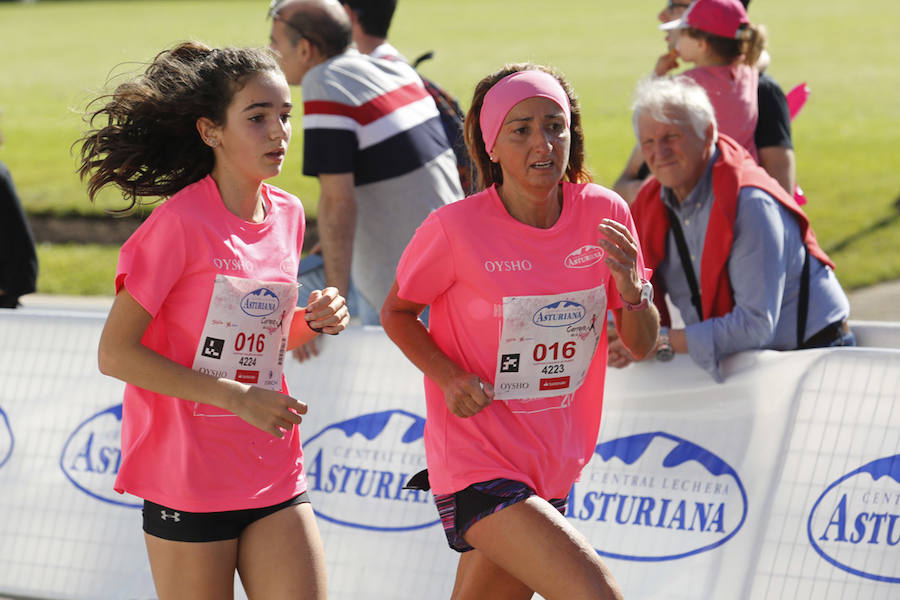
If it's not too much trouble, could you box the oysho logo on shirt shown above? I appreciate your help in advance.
[565,245,606,269]
[241,288,279,317]
[484,259,533,273]
[213,257,255,272]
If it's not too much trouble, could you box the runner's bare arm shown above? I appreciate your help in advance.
[98,288,306,438]
[597,219,660,360]
[380,281,493,418]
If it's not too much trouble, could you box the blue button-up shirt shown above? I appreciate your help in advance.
[658,150,850,381]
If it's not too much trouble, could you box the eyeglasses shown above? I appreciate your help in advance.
[666,1,692,11]
[267,0,307,39]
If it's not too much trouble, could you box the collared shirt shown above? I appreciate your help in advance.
[658,150,850,381]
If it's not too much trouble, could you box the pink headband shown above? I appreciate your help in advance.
[479,70,571,154]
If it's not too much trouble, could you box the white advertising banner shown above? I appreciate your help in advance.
[0,309,898,600]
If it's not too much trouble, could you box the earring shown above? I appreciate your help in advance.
[206,138,218,148]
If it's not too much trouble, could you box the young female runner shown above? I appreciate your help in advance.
[78,41,347,599]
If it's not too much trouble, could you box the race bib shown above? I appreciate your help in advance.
[493,286,607,410]
[191,275,298,416]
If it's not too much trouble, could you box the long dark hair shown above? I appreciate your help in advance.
[463,63,591,192]
[77,41,280,212]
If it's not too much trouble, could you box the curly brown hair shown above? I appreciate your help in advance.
[76,41,281,212]
[463,63,591,192]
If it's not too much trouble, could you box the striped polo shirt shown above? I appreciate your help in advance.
[301,50,463,311]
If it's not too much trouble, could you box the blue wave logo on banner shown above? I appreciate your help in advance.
[567,431,748,561]
[240,288,279,317]
[0,406,13,469]
[808,454,900,583]
[59,404,139,508]
[303,410,437,531]
[532,300,586,328]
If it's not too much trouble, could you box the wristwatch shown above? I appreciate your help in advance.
[622,279,653,311]
[656,326,674,362]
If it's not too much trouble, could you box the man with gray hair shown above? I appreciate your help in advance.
[267,0,462,355]
[611,76,852,381]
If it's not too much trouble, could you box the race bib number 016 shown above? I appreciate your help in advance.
[191,275,298,416]
[493,285,607,406]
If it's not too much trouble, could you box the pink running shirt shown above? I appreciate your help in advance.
[113,175,307,512]
[396,182,649,499]
[684,63,759,161]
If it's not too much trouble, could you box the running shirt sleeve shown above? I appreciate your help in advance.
[302,128,357,176]
[395,211,454,306]
[116,208,188,317]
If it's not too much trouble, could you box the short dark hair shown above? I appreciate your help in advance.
[343,0,396,38]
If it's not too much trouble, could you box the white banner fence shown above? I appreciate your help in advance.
[1,309,898,600]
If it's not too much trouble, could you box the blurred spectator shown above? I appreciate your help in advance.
[656,0,765,159]
[740,0,797,200]
[267,0,462,359]
[341,0,474,194]
[0,114,38,308]
[614,0,795,203]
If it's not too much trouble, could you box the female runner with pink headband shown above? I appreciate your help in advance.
[382,64,659,599]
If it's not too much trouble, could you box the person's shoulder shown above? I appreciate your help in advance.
[307,50,419,100]
[303,52,365,90]
[160,176,213,212]
[683,64,716,80]
[263,183,304,215]
[736,186,787,227]
[441,188,490,211]
[569,182,629,212]
[757,71,786,97]
[263,182,300,205]
[320,49,411,79]
[0,160,15,196]
[427,188,492,223]
[142,176,221,232]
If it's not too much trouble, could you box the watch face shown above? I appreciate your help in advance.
[656,346,674,362]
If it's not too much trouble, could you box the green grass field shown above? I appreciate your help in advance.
[1,0,898,294]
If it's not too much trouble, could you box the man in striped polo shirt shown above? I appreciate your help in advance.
[268,0,463,333]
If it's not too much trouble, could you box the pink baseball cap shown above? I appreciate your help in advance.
[660,0,749,39]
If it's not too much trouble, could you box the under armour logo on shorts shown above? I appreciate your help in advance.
[160,510,181,523]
